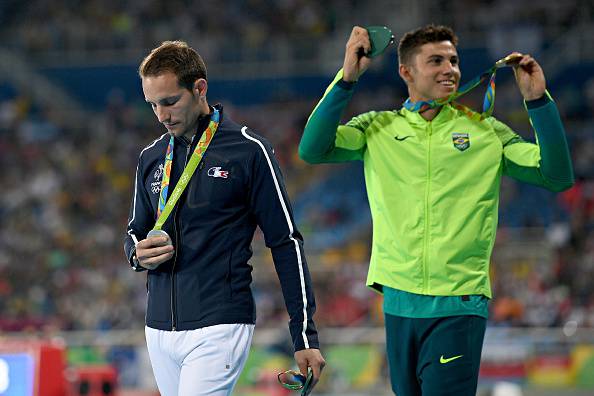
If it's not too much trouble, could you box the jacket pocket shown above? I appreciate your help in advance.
[146,272,171,324]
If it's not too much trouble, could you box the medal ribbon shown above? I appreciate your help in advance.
[403,55,519,121]
[153,108,220,231]
[157,137,174,218]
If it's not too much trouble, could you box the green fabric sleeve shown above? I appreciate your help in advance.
[491,93,574,192]
[525,94,574,189]
[299,69,368,163]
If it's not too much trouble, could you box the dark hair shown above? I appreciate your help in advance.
[138,40,207,91]
[398,25,458,65]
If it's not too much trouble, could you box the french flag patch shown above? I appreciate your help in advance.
[207,166,229,178]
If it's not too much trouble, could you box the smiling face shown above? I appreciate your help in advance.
[142,71,208,137]
[399,40,461,103]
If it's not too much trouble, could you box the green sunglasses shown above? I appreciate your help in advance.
[277,369,314,395]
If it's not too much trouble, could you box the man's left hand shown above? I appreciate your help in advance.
[511,52,546,101]
[294,348,326,392]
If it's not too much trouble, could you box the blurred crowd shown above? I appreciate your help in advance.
[1,0,593,335]
[3,0,591,68]
[0,0,348,65]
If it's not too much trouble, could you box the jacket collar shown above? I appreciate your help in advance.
[398,103,456,127]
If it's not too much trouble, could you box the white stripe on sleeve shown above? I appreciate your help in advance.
[241,127,310,349]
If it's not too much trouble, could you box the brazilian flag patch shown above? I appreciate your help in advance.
[452,132,470,151]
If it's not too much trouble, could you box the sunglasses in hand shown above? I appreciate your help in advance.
[277,369,314,395]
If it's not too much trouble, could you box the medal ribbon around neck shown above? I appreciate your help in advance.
[154,108,220,231]
[403,53,522,121]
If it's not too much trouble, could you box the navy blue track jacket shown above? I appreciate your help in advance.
[124,105,319,351]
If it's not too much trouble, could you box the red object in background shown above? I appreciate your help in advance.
[480,361,526,379]
[0,340,67,396]
[67,365,118,396]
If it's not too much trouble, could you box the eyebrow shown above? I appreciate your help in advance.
[427,54,458,62]
[145,94,181,105]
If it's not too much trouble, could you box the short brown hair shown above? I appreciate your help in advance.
[139,40,207,90]
[398,25,458,65]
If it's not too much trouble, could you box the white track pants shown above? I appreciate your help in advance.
[145,324,255,396]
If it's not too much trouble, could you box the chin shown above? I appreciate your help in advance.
[166,126,182,136]
[436,90,455,100]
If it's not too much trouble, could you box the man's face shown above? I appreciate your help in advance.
[401,40,461,102]
[142,71,202,137]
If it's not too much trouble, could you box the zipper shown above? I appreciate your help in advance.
[422,122,432,293]
[170,137,193,331]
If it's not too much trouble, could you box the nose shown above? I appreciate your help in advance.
[154,105,170,123]
[442,60,458,76]
[441,62,454,74]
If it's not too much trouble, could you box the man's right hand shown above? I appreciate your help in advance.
[135,236,174,270]
[342,26,373,83]
[294,348,326,394]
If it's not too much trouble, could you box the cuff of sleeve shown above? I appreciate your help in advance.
[525,90,553,109]
[337,79,357,90]
[128,246,146,272]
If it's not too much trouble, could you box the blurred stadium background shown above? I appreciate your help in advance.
[0,0,593,395]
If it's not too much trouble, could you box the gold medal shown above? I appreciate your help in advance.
[495,53,523,68]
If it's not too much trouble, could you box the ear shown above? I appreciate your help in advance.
[399,64,413,84]
[194,78,208,99]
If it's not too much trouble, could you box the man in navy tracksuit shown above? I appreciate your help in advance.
[123,40,325,395]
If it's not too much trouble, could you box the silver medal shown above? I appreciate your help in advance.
[147,229,172,245]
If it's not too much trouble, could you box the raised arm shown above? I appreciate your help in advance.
[299,26,376,164]
[493,54,574,191]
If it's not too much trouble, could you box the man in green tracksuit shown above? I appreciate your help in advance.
[299,24,574,395]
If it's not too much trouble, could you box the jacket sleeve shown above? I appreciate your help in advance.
[123,152,154,272]
[246,131,319,352]
[490,93,574,192]
[299,68,369,164]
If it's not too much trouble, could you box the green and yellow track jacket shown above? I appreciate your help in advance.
[299,69,574,298]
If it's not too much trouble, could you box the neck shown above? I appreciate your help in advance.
[407,92,444,121]
[420,106,441,121]
[183,101,212,138]
[199,100,210,116]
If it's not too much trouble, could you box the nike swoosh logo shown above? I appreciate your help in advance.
[440,355,463,364]
[394,135,412,141]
